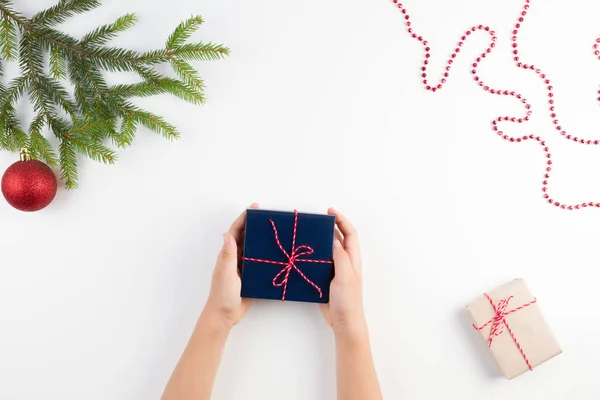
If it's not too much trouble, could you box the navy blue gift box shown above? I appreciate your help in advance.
[241,209,335,303]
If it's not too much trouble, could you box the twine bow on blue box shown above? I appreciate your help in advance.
[241,209,335,303]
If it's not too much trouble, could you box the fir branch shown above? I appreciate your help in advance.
[23,24,140,70]
[37,74,77,117]
[0,0,227,189]
[168,42,229,61]
[126,108,179,140]
[26,75,57,128]
[69,134,116,164]
[0,2,26,26]
[0,124,7,149]
[80,13,137,47]
[67,56,100,114]
[85,46,144,71]
[59,140,77,189]
[62,118,116,160]
[5,75,27,99]
[48,115,71,138]
[77,60,109,101]
[49,46,66,79]
[28,111,46,139]
[0,75,27,118]
[2,6,141,70]
[23,25,81,55]
[166,15,203,50]
[0,96,25,152]
[133,64,163,81]
[29,131,58,167]
[28,113,59,167]
[171,57,204,92]
[0,121,22,151]
[0,120,12,150]
[134,49,171,64]
[0,122,8,150]
[0,78,24,151]
[4,126,27,151]
[157,78,204,105]
[115,113,137,147]
[0,78,26,151]
[0,15,17,60]
[19,35,44,76]
[134,66,203,104]
[21,35,66,147]
[31,0,100,27]
[139,43,229,64]
[108,81,165,98]
[64,118,112,139]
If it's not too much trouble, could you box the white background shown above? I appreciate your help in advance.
[1,0,599,399]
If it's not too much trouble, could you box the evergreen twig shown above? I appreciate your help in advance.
[0,0,228,189]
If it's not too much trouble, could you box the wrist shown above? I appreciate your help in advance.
[198,308,234,336]
[332,314,368,341]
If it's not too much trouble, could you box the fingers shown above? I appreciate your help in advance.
[332,239,355,280]
[328,208,361,276]
[217,232,239,272]
[334,228,343,243]
[228,202,259,242]
[328,208,358,247]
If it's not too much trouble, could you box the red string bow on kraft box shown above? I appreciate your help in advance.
[241,209,335,303]
[467,279,562,379]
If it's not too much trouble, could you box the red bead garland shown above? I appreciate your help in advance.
[391,0,600,210]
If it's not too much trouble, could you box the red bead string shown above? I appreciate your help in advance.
[473,294,538,371]
[242,210,332,301]
[392,0,600,210]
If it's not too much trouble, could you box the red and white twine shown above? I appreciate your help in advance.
[242,210,332,301]
[473,294,538,370]
[391,0,600,210]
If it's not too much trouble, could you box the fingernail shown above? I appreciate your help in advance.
[334,239,342,248]
[223,233,230,244]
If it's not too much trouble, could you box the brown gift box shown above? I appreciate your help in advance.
[467,279,562,379]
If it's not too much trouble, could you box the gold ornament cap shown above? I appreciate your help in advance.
[19,148,31,162]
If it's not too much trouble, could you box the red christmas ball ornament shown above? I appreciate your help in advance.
[2,148,58,212]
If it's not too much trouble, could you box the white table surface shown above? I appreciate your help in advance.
[1,0,599,399]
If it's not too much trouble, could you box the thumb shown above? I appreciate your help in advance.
[217,233,238,270]
[332,239,353,279]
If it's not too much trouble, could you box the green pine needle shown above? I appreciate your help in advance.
[8,126,27,151]
[38,74,78,117]
[108,82,165,99]
[31,0,101,27]
[169,42,229,61]
[70,134,117,164]
[81,13,137,47]
[29,131,59,167]
[127,108,180,140]
[59,140,77,189]
[157,78,205,105]
[116,113,137,147]
[171,57,204,92]
[29,114,59,167]
[49,46,66,79]
[0,0,227,189]
[166,15,203,50]
[0,16,17,60]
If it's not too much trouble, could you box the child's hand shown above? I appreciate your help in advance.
[203,203,259,329]
[320,208,365,336]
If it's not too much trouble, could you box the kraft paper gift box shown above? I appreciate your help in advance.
[241,209,335,303]
[467,279,562,379]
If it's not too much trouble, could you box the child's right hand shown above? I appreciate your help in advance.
[320,208,366,337]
